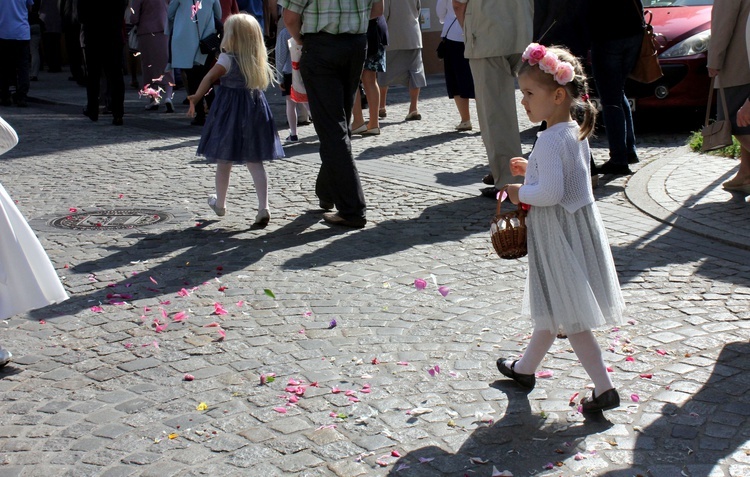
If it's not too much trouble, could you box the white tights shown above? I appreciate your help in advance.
[214,161,268,212]
[286,97,298,137]
[512,328,614,396]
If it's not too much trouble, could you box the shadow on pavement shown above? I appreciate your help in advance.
[282,195,490,270]
[598,341,750,477]
[384,381,614,476]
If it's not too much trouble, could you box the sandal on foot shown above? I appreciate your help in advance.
[496,358,535,389]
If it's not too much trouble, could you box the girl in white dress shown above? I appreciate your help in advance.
[0,115,69,366]
[497,44,626,414]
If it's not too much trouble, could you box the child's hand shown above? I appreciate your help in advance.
[505,184,522,204]
[186,95,196,117]
[510,157,527,177]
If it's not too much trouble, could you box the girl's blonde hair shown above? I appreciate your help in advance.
[518,46,597,140]
[220,13,275,90]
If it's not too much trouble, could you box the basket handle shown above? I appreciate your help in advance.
[495,185,509,215]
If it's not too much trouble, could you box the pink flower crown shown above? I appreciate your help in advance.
[521,43,575,86]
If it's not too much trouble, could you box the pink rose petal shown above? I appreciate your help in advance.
[656,349,667,356]
[90,305,104,313]
[438,286,450,297]
[273,407,288,414]
[177,288,190,297]
[414,278,427,290]
[217,328,226,341]
[625,356,635,362]
[150,276,158,284]
[535,370,553,378]
[631,394,640,402]
[173,311,187,322]
[639,373,653,379]
[184,374,195,381]
[213,303,228,315]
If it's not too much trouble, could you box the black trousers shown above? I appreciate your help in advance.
[0,39,31,100]
[64,26,86,82]
[186,62,211,119]
[84,42,124,118]
[300,32,367,221]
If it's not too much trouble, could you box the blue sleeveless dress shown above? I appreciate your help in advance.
[197,53,284,163]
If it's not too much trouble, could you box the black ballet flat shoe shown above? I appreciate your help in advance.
[496,358,535,389]
[581,388,620,413]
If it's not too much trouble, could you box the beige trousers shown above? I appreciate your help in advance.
[469,55,524,189]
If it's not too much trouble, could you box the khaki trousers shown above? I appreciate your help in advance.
[469,55,523,189]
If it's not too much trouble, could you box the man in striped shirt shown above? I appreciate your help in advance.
[280,0,383,228]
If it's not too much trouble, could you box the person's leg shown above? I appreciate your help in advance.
[83,45,102,120]
[454,96,470,123]
[300,34,367,221]
[14,40,31,105]
[286,97,298,137]
[214,161,232,208]
[352,87,366,130]
[470,56,523,190]
[0,40,13,103]
[65,25,86,84]
[724,136,750,187]
[186,65,206,123]
[591,34,641,168]
[408,86,420,115]
[30,25,41,79]
[379,85,388,113]
[104,44,125,122]
[567,331,615,396]
[361,70,380,130]
[509,328,556,375]
[246,161,269,211]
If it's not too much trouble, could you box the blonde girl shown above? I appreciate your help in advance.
[188,13,284,227]
[496,44,626,414]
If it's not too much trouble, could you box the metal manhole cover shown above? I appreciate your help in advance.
[49,209,173,230]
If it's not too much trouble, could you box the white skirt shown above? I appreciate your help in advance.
[522,203,625,335]
[0,115,68,320]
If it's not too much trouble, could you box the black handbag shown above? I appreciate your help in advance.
[436,18,457,60]
[193,0,222,57]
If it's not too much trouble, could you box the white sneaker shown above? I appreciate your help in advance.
[207,195,226,217]
[455,120,472,131]
[352,123,368,134]
[254,209,270,227]
[0,344,12,368]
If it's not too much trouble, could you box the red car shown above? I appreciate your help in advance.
[627,0,713,111]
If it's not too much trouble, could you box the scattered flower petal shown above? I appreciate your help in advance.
[213,303,228,315]
[217,328,226,341]
[184,374,194,381]
[124,343,134,349]
[236,300,244,307]
[535,370,554,378]
[639,373,653,379]
[631,394,641,402]
[371,357,380,365]
[177,288,190,297]
[168,433,178,439]
[414,278,427,290]
[173,311,187,322]
[273,407,288,414]
[90,306,104,313]
[397,361,409,366]
[625,356,635,362]
[656,349,667,356]
[264,288,276,299]
[492,467,513,477]
[149,276,158,284]
[328,319,337,329]
[406,407,433,416]
[438,286,450,297]
[196,402,208,411]
[418,457,434,464]
[569,392,579,405]
[470,457,489,464]
[331,387,341,394]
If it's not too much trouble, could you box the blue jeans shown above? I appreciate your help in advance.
[591,33,642,165]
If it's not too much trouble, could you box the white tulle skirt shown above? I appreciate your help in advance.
[0,115,68,320]
[521,203,625,335]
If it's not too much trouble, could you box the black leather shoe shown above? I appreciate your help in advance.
[322,212,366,228]
[191,116,205,126]
[482,174,494,185]
[319,200,334,211]
[82,107,98,122]
[581,388,620,413]
[480,186,501,199]
[496,358,535,389]
[627,153,639,164]
[596,161,632,175]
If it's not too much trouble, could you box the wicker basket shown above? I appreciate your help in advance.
[490,194,528,260]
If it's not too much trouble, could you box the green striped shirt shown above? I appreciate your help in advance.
[279,0,379,35]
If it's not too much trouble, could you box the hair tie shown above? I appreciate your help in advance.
[581,93,589,102]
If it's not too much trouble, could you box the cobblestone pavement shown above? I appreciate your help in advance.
[0,71,748,477]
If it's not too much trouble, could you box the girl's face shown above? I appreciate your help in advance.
[518,71,567,125]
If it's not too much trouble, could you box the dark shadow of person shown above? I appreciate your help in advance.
[597,341,750,477]
[384,381,614,476]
